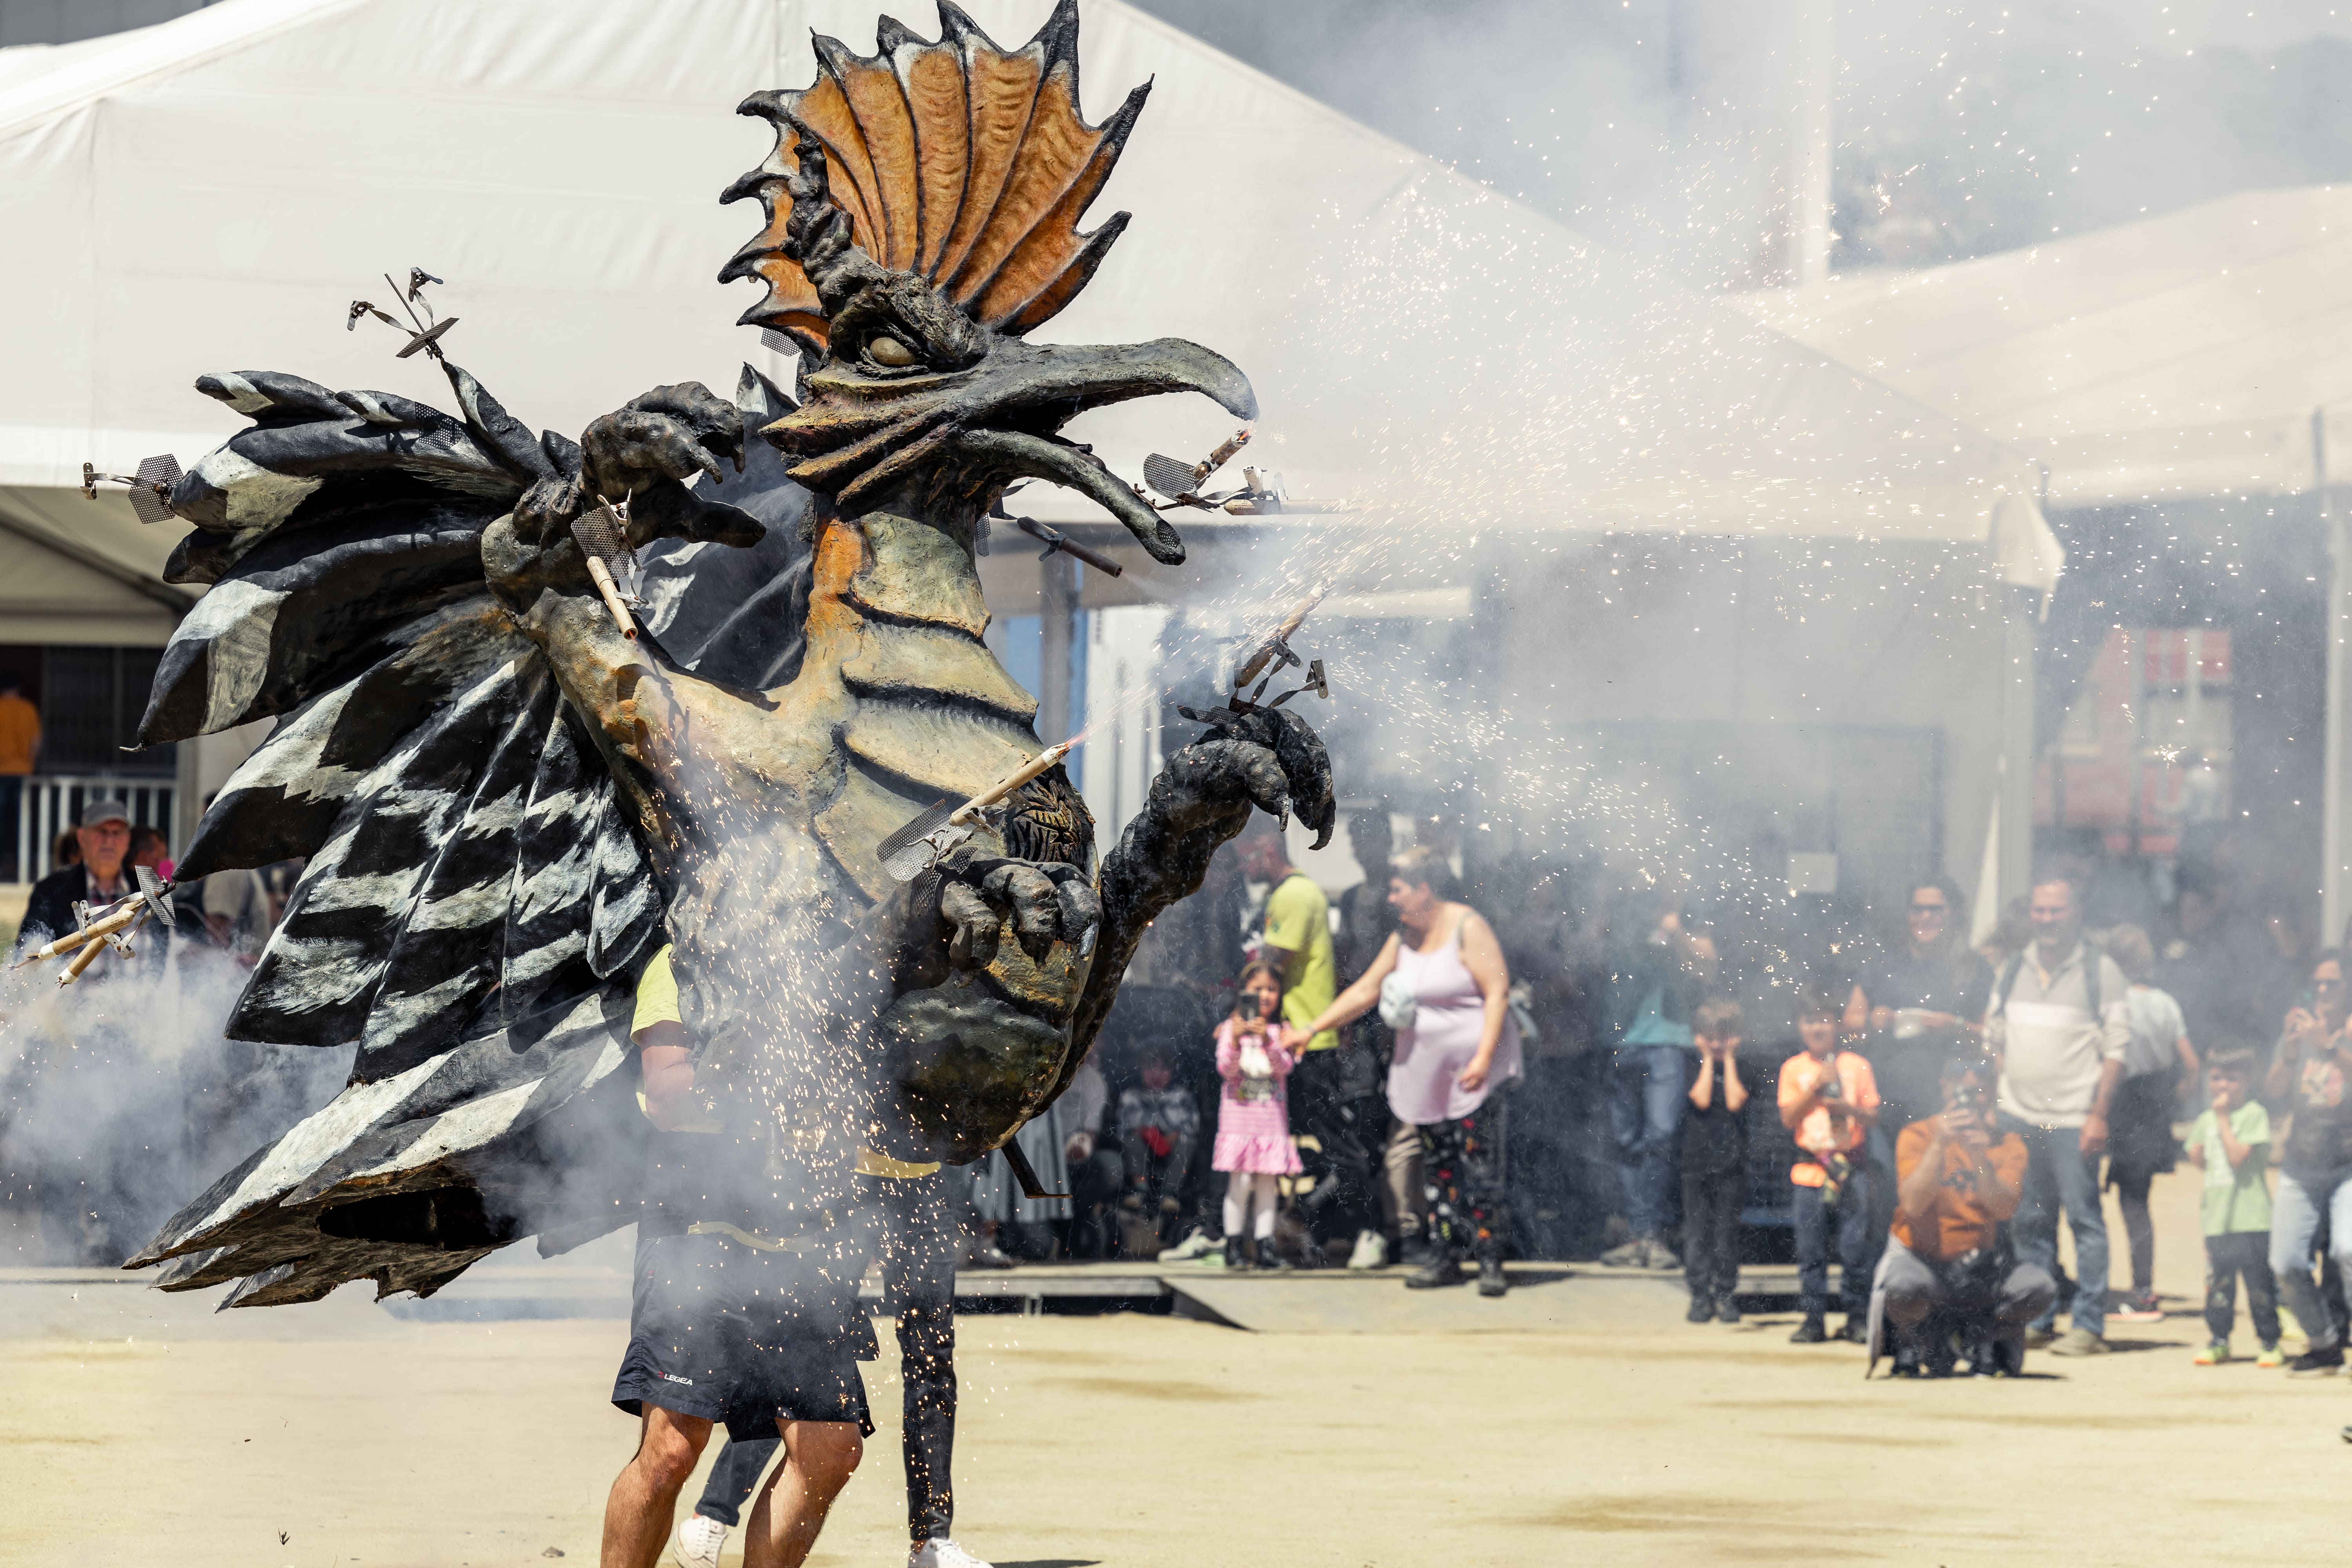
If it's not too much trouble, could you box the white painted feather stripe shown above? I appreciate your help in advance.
[177,1053,448,1234]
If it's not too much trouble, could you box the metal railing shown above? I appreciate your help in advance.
[8,775,175,883]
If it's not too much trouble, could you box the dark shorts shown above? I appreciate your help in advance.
[2106,1070,2180,1182]
[611,1228,876,1441]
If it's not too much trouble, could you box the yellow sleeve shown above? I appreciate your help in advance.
[1263,875,1321,958]
[632,945,681,1036]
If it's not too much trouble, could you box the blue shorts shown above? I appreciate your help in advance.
[610,1228,876,1441]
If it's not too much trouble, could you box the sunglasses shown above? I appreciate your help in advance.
[1909,903,1950,915]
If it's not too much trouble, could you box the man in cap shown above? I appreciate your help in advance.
[15,799,165,1265]
[20,798,136,953]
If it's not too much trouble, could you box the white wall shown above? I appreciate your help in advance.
[1076,604,1170,859]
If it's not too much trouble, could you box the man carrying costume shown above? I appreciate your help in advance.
[607,942,871,1568]
[624,946,990,1568]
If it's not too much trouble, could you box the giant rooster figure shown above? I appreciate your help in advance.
[124,0,1333,1306]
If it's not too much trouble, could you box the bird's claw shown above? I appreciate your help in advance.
[931,845,1101,970]
[1178,704,1336,851]
[513,381,761,551]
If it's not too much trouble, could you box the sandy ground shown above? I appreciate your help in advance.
[5,1171,2347,1566]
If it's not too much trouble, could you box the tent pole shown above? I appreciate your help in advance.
[2000,585,2037,911]
[1040,557,1075,746]
[2319,410,2351,946]
[1786,0,1833,287]
[175,731,202,871]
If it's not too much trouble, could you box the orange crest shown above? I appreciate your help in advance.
[721,0,1147,357]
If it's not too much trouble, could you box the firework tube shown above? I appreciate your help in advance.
[11,901,140,968]
[1014,515,1124,578]
[58,933,109,986]
[1232,583,1330,693]
[584,555,638,639]
[951,739,1076,827]
[1198,428,1251,484]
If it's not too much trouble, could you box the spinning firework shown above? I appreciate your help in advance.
[13,867,177,987]
[80,454,183,525]
[346,267,459,360]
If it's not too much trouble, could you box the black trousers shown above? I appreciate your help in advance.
[1066,1147,1127,1259]
[1680,1167,1744,1302]
[1290,1047,1384,1241]
[1421,1096,1511,1263]
[2205,1231,2281,1346]
[1123,1134,1196,1210]
[871,1169,960,1545]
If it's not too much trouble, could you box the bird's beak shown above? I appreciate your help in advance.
[767,336,1255,566]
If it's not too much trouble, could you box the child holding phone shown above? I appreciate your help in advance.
[1214,960,1305,1271]
[1779,986,1880,1343]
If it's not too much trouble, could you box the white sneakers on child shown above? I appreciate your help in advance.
[910,1538,994,1568]
[1157,1226,1224,1263]
[1347,1229,1388,1270]
[672,1512,726,1568]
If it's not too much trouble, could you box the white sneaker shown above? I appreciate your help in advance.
[910,1538,993,1568]
[1347,1229,1388,1270]
[673,1513,727,1568]
[1156,1227,1224,1262]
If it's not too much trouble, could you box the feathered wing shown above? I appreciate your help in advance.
[129,365,797,1304]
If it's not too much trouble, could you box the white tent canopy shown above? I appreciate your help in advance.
[0,0,2045,622]
[1735,186,2352,508]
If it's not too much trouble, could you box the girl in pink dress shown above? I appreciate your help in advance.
[1213,960,1304,1272]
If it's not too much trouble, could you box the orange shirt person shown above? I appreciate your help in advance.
[1893,1100,2030,1262]
[0,673,36,880]
[1880,1055,2058,1376]
[0,673,37,777]
[1777,988,1879,1342]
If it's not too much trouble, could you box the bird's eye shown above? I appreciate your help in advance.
[868,336,917,368]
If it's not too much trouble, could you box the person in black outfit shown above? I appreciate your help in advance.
[1842,876,1993,1134]
[1843,875,1993,1266]
[1681,999,1759,1323]
[670,1164,980,1568]
[20,798,137,951]
[1323,809,1405,1266]
[17,799,191,1263]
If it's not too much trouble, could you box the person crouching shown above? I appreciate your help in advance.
[1882,1055,2057,1376]
[1779,987,1880,1343]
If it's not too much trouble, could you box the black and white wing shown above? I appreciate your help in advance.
[124,364,661,1301]
[130,361,808,1306]
[148,364,664,1076]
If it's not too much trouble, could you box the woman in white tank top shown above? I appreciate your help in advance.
[1301,846,1521,1294]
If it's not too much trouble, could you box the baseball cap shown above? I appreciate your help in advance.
[78,799,131,829]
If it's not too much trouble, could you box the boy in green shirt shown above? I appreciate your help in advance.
[2184,1046,2280,1366]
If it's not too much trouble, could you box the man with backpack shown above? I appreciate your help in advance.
[1987,864,2133,1356]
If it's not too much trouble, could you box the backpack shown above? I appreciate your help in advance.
[1993,937,2104,1022]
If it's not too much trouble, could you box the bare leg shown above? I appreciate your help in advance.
[601,1406,714,1568]
[744,1418,865,1568]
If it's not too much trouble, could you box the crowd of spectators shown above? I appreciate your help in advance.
[1017,809,2352,1374]
[18,785,2349,1375]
